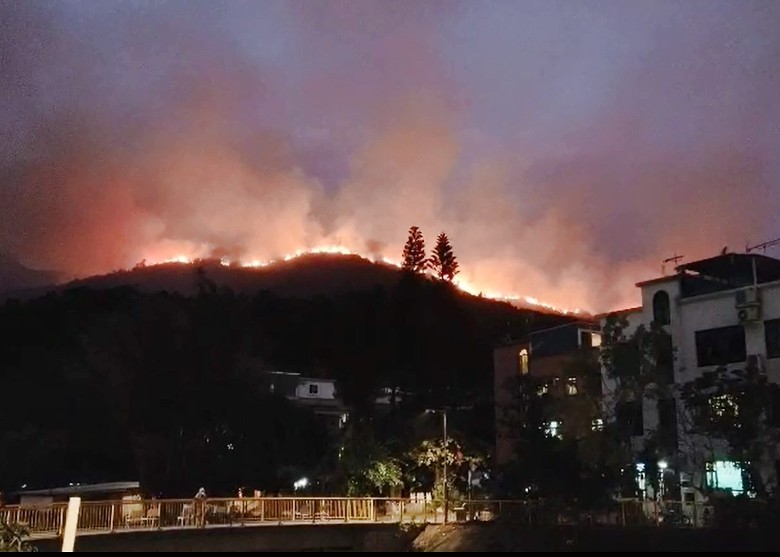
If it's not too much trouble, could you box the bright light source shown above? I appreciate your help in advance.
[293,477,309,491]
[658,460,669,470]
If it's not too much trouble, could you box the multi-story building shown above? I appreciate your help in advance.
[493,321,602,467]
[600,251,780,496]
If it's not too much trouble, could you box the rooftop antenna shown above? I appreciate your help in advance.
[746,237,780,254]
[745,237,780,288]
[662,253,684,276]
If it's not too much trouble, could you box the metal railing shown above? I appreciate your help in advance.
[0,497,717,540]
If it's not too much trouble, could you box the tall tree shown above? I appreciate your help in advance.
[402,226,428,273]
[680,361,780,497]
[429,233,459,282]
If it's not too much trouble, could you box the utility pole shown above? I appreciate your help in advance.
[442,409,448,524]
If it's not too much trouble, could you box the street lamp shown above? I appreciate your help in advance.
[426,409,449,524]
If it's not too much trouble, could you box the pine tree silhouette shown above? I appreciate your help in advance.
[429,232,459,282]
[401,226,428,273]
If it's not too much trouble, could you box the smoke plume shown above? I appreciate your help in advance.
[1,1,778,312]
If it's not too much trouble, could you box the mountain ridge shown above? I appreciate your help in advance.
[1,252,586,319]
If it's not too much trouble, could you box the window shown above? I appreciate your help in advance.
[771,390,780,427]
[566,377,578,396]
[658,398,678,430]
[710,394,739,420]
[616,400,644,436]
[544,420,563,439]
[695,325,746,367]
[656,335,674,384]
[518,349,529,375]
[309,384,319,395]
[537,382,549,397]
[580,330,601,348]
[269,383,275,393]
[706,461,745,494]
[653,290,671,325]
[658,398,678,449]
[765,319,780,359]
[591,418,604,431]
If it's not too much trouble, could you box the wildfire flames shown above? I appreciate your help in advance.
[147,246,584,315]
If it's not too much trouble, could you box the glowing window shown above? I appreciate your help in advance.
[591,333,602,347]
[544,420,563,439]
[706,461,745,494]
[518,349,529,375]
[710,394,739,420]
[592,418,604,431]
[566,377,578,396]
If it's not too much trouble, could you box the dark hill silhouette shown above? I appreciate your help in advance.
[3,252,581,322]
[0,253,581,495]
[0,252,63,294]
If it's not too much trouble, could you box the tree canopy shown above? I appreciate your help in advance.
[429,233,459,282]
[401,226,428,274]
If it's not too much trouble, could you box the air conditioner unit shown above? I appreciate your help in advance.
[737,305,761,323]
[735,288,760,308]
[747,354,765,374]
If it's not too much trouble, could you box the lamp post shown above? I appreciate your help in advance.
[442,408,449,524]
[425,408,450,523]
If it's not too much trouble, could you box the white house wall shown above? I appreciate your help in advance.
[603,272,780,490]
[295,379,337,400]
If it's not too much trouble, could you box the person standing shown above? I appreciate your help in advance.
[194,487,207,527]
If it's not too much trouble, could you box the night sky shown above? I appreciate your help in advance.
[1,0,778,312]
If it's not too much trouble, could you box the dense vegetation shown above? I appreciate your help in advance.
[0,264,568,498]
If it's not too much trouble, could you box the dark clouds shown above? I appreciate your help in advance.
[1,0,778,312]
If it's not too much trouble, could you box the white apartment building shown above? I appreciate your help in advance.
[600,252,780,496]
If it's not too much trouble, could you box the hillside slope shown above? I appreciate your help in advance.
[3,253,580,323]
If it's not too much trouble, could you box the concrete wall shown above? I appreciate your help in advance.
[31,523,410,553]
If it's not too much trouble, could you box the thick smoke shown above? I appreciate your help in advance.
[1,1,778,312]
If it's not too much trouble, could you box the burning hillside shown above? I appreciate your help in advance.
[141,246,585,315]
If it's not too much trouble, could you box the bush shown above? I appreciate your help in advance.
[0,521,36,552]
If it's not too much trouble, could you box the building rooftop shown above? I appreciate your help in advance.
[636,252,780,299]
[14,481,140,497]
[676,252,780,284]
[594,306,642,320]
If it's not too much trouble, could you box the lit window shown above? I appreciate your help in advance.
[710,394,739,420]
[706,461,745,494]
[309,384,319,395]
[537,382,549,397]
[544,420,563,439]
[635,463,646,495]
[592,418,604,431]
[591,333,602,347]
[518,349,529,375]
[566,377,578,396]
[269,383,275,393]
